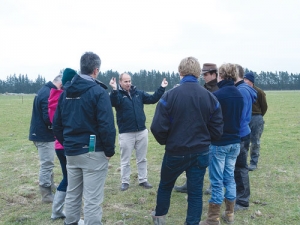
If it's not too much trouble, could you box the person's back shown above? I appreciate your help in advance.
[53,52,115,225]
[152,81,223,154]
[150,56,223,225]
[244,72,268,171]
[233,64,257,212]
[29,75,62,203]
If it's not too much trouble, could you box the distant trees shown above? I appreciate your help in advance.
[1,69,300,94]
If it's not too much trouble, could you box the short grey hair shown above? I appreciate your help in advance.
[80,52,101,75]
[53,75,62,83]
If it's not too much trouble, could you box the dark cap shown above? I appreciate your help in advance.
[201,63,217,74]
[244,71,255,83]
[62,68,77,85]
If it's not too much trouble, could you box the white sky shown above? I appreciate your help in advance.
[0,0,299,81]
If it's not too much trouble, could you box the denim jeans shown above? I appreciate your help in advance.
[209,143,240,204]
[249,115,264,166]
[155,151,209,225]
[55,149,68,192]
[234,134,250,207]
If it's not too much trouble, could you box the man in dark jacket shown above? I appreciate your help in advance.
[244,72,268,171]
[53,52,116,225]
[234,65,257,211]
[174,62,219,194]
[29,74,62,203]
[109,73,168,191]
[150,56,223,225]
[202,63,219,93]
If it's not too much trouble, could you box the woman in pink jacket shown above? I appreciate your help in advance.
[48,68,77,220]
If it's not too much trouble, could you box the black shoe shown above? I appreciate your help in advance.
[234,203,249,211]
[139,181,153,189]
[174,182,187,193]
[120,183,129,191]
[248,164,257,171]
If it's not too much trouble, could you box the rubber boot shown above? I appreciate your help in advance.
[173,181,187,193]
[51,190,66,220]
[151,211,166,225]
[39,185,54,203]
[199,203,221,225]
[222,199,235,224]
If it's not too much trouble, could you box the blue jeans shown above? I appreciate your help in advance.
[249,115,264,166]
[209,144,240,204]
[234,134,251,207]
[55,149,68,192]
[155,151,209,225]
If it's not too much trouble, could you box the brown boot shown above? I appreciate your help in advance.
[222,199,235,224]
[199,203,221,225]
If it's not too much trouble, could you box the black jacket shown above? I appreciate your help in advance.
[29,81,57,142]
[53,74,116,157]
[151,79,223,155]
[110,85,165,133]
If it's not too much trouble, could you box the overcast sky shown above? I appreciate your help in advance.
[1,0,299,81]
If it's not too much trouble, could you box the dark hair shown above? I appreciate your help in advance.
[235,64,244,79]
[80,52,101,75]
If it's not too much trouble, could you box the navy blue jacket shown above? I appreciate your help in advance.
[29,81,57,142]
[53,74,116,157]
[211,80,244,146]
[110,85,165,133]
[150,76,224,155]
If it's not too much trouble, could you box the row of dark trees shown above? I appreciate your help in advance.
[1,69,300,94]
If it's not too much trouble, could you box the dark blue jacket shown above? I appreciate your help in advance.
[110,85,165,133]
[53,74,116,157]
[151,76,223,155]
[235,80,257,137]
[211,80,244,146]
[29,81,57,142]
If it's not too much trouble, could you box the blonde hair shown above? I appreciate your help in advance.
[178,57,201,78]
[218,63,238,82]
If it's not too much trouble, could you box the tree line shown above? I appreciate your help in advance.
[1,69,300,94]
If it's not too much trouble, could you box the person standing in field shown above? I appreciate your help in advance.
[243,71,268,171]
[109,73,168,191]
[174,63,219,195]
[234,65,257,211]
[53,52,116,225]
[200,63,243,225]
[48,68,77,220]
[29,74,62,203]
[150,56,223,225]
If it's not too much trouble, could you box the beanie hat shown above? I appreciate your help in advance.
[201,63,217,74]
[62,68,77,85]
[244,71,255,83]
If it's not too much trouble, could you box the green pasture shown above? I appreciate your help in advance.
[0,91,299,225]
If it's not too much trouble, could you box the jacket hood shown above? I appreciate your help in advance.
[64,74,98,98]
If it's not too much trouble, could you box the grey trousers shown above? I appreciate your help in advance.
[119,129,148,184]
[65,151,109,225]
[34,141,55,187]
[249,115,265,166]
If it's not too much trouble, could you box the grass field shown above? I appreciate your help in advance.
[0,91,300,225]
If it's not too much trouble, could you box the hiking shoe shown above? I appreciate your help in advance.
[234,204,249,211]
[139,181,153,189]
[174,182,187,193]
[120,183,129,191]
[248,164,257,171]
